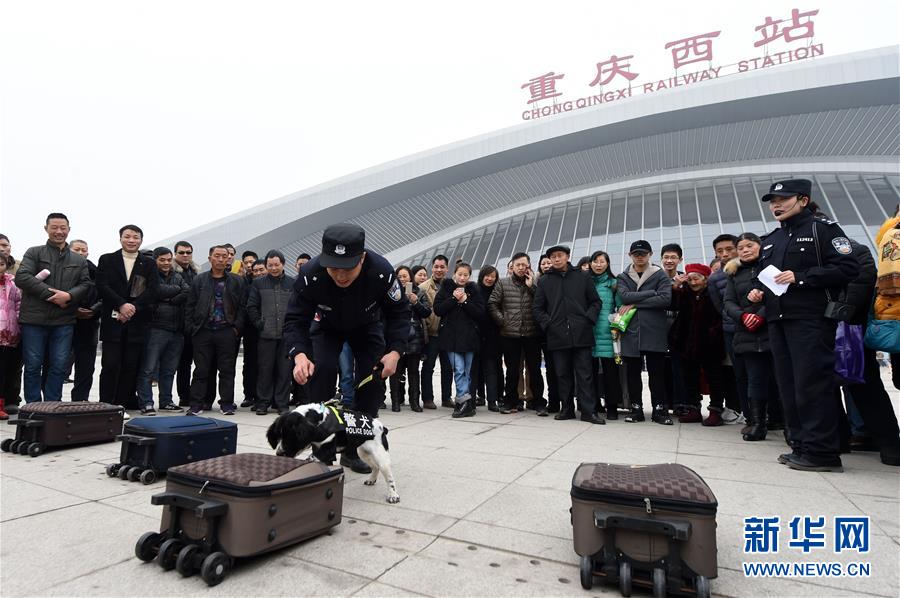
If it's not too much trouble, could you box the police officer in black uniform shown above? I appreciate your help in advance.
[283,223,410,473]
[748,179,858,472]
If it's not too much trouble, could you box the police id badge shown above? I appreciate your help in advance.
[831,237,852,255]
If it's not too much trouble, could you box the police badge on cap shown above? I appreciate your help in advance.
[761,179,812,202]
[321,223,365,268]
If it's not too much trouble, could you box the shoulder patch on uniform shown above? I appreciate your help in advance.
[831,237,852,254]
[388,279,402,302]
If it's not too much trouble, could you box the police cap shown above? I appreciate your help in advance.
[321,223,365,268]
[761,179,812,202]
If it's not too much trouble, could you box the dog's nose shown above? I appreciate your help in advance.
[275,448,285,457]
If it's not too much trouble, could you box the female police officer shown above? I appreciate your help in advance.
[283,223,410,473]
[747,179,858,472]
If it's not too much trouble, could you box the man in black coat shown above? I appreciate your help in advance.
[68,239,102,402]
[533,244,604,424]
[95,225,159,409]
[283,223,410,472]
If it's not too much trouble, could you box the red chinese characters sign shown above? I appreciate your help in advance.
[520,7,824,121]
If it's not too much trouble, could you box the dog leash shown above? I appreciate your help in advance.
[355,362,385,391]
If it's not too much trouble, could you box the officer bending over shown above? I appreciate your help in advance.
[748,179,858,472]
[283,223,410,473]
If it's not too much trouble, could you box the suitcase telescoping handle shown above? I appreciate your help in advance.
[116,434,156,446]
[151,492,228,519]
[9,419,43,428]
[594,510,692,541]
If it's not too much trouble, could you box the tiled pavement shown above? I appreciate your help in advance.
[1,361,898,597]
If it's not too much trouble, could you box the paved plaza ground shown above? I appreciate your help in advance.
[1,359,898,597]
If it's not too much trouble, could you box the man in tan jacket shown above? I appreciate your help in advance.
[419,254,454,408]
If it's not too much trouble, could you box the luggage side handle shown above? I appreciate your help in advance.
[594,510,692,541]
[116,434,157,446]
[151,492,229,519]
[9,419,43,428]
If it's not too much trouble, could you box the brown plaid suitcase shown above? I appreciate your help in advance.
[1,401,124,457]
[134,453,344,586]
[571,462,718,597]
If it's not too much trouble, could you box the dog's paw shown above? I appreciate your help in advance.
[363,479,377,486]
[386,495,400,504]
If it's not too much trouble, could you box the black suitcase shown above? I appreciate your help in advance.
[1,401,124,457]
[106,415,238,484]
[571,463,718,597]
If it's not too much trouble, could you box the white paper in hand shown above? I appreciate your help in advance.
[758,265,789,296]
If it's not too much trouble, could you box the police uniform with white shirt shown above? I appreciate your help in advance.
[283,224,410,421]
[755,179,858,470]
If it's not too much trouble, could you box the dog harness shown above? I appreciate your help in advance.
[310,405,378,465]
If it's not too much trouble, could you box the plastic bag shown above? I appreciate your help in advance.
[835,322,865,385]
[608,307,637,333]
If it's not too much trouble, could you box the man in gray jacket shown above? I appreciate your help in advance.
[246,250,296,415]
[616,240,673,425]
[488,252,547,416]
[15,213,92,403]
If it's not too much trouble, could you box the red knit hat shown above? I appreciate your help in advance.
[685,263,711,277]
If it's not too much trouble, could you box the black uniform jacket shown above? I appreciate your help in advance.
[283,251,410,359]
[755,209,859,320]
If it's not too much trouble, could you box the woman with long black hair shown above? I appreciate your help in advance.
[589,251,623,420]
[389,265,432,412]
[471,265,502,411]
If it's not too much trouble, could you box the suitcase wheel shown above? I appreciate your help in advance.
[118,466,132,480]
[139,469,157,485]
[619,561,632,597]
[157,538,183,571]
[127,467,142,483]
[17,442,30,456]
[9,440,22,454]
[580,555,594,590]
[1,438,13,452]
[200,551,230,587]
[652,567,666,598]
[176,544,200,577]
[135,531,164,562]
[106,464,121,477]
[694,576,710,598]
[28,443,44,458]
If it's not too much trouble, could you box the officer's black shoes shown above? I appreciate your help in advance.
[624,405,645,423]
[554,410,576,421]
[581,413,605,425]
[651,409,673,425]
[536,408,549,417]
[880,445,900,466]
[422,400,437,410]
[452,399,476,419]
[340,454,373,474]
[785,454,843,473]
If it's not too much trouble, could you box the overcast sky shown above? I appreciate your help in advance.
[2,0,897,257]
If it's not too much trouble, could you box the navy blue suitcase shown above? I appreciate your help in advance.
[106,416,238,484]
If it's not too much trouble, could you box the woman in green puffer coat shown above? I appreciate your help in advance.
[590,251,624,419]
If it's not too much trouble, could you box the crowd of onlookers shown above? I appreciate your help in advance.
[0,205,898,468]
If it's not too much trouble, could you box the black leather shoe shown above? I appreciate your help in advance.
[785,454,843,473]
[554,410,576,421]
[581,413,606,425]
[340,455,372,474]
[777,448,802,465]
[255,408,268,416]
[536,408,549,417]
[651,410,673,425]
[880,445,900,466]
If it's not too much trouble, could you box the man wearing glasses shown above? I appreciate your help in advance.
[173,241,200,407]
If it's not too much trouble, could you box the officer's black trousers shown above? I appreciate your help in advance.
[309,321,386,418]
[769,318,840,460]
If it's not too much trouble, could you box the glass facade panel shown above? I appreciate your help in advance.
[865,175,898,217]
[644,187,661,229]
[697,184,718,225]
[734,179,763,226]
[816,174,859,226]
[678,187,699,225]
[715,182,740,224]
[526,210,548,252]
[661,189,679,227]
[590,198,611,254]
[559,201,579,245]
[575,198,595,240]
[470,228,493,269]
[486,222,509,266]
[842,176,884,225]
[498,217,523,264]
[544,206,566,247]
[625,189,643,231]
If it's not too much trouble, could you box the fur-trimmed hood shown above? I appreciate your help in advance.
[723,257,742,276]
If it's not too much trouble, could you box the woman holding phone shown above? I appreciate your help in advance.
[389,266,432,412]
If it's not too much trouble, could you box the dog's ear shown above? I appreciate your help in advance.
[304,410,323,425]
[266,415,286,450]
